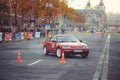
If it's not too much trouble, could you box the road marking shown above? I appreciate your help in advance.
[92,34,110,80]
[101,35,110,80]
[27,59,43,66]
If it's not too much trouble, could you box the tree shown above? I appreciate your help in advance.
[0,1,9,26]
[5,0,78,27]
[75,13,85,23]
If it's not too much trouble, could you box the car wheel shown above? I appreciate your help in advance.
[56,48,62,58]
[81,53,88,58]
[43,46,49,55]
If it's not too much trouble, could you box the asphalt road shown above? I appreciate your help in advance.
[0,32,119,80]
[108,33,120,80]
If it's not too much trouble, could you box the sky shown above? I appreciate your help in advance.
[68,0,120,13]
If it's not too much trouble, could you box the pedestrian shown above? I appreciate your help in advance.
[101,29,105,38]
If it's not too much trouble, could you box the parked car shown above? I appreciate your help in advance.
[43,34,89,58]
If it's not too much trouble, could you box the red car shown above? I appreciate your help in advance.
[43,34,89,58]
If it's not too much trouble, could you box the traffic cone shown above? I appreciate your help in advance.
[60,50,66,64]
[40,43,43,48]
[16,51,23,63]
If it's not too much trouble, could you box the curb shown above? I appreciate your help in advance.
[1,38,46,44]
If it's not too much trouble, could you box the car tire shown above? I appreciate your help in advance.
[56,48,62,58]
[81,53,88,58]
[43,46,49,55]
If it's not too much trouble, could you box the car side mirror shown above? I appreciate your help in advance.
[80,40,82,42]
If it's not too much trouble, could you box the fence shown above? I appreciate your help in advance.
[0,30,59,42]
[0,30,112,42]
[0,31,41,42]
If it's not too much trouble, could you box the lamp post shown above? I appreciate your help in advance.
[45,1,53,36]
[46,1,53,21]
[9,0,13,32]
[30,0,35,27]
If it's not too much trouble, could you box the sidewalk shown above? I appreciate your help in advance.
[1,37,46,44]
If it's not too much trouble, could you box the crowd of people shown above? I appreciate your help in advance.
[0,25,66,42]
[0,25,47,41]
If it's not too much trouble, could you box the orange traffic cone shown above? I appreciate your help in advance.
[60,50,66,64]
[16,51,23,63]
[40,43,43,48]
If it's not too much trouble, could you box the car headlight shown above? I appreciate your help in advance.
[62,45,71,49]
[83,45,89,49]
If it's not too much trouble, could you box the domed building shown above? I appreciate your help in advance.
[77,0,106,28]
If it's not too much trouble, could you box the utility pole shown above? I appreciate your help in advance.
[31,0,35,27]
[9,0,13,33]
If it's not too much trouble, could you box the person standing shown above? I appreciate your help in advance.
[101,29,105,38]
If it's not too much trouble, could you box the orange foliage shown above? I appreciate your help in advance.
[7,0,78,24]
[75,13,85,23]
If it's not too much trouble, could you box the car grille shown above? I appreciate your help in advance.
[70,46,82,49]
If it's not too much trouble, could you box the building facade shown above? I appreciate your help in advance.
[107,12,120,27]
[77,0,106,28]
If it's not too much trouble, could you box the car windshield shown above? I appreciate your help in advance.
[56,35,79,42]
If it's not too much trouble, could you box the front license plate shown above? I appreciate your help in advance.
[74,50,83,52]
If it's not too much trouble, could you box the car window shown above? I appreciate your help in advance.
[56,35,79,42]
[56,36,63,42]
[45,36,52,41]
[50,36,56,42]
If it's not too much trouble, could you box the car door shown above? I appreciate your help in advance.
[47,36,56,52]
[50,37,56,52]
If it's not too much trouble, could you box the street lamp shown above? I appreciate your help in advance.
[46,1,53,21]
[45,1,53,36]
[30,0,35,27]
[9,0,13,32]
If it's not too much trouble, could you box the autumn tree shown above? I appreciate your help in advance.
[0,1,9,26]
[8,0,32,26]
[5,0,78,27]
[75,13,85,23]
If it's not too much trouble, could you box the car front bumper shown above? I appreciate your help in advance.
[62,49,89,54]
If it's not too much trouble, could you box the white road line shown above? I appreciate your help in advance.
[101,35,110,80]
[27,59,43,66]
[92,34,110,80]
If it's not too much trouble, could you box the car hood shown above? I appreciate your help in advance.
[58,42,87,46]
